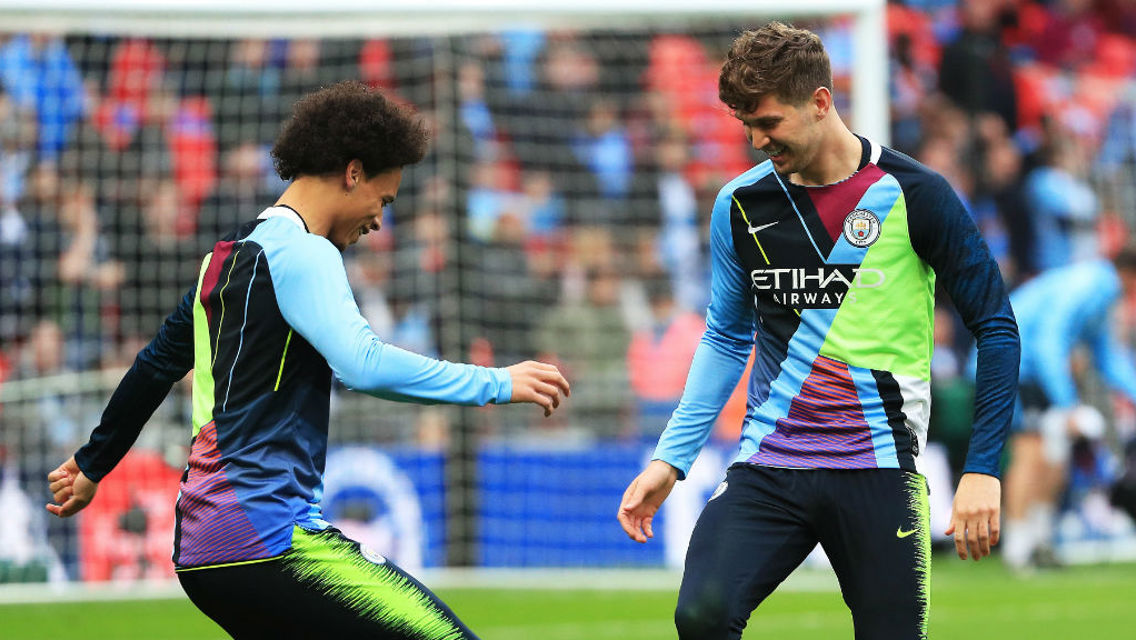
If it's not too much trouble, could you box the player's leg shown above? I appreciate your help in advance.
[815,469,930,640]
[1003,386,1050,571]
[178,526,478,639]
[674,464,819,640]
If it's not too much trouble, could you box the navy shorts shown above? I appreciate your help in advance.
[675,464,931,640]
[177,527,478,640]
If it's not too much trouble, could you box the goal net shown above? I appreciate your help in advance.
[0,1,892,587]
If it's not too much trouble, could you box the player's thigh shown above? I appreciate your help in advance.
[179,528,479,640]
[676,465,818,640]
[816,469,930,640]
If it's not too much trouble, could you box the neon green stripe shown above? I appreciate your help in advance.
[904,473,932,639]
[191,255,216,437]
[211,248,241,368]
[175,553,287,573]
[274,329,293,392]
[285,527,465,639]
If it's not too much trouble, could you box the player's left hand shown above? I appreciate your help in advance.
[945,472,1001,561]
[505,360,571,417]
[45,456,99,518]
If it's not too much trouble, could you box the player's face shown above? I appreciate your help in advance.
[334,167,402,248]
[735,92,822,176]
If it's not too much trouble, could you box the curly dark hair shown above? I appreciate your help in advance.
[271,81,430,181]
[718,22,832,113]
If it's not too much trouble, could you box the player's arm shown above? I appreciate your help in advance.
[269,236,567,412]
[1087,302,1136,406]
[910,174,1020,560]
[619,184,756,542]
[47,285,198,517]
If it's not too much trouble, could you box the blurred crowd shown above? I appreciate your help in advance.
[1,2,1136,501]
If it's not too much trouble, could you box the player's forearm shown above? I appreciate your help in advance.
[338,338,511,406]
[964,323,1020,477]
[74,358,180,482]
[653,332,749,479]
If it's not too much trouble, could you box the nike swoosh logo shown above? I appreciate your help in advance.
[747,221,779,234]
[896,527,918,539]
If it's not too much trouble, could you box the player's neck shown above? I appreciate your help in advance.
[274,177,340,238]
[790,119,863,187]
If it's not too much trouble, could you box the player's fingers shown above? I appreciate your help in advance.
[47,468,70,482]
[532,381,562,408]
[48,476,74,494]
[972,518,991,560]
[52,487,73,504]
[643,515,655,539]
[45,503,63,517]
[990,516,1001,548]
[616,508,645,542]
[951,520,968,560]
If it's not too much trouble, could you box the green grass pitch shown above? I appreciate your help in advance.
[1,557,1133,639]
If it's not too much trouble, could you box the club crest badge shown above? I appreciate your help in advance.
[842,209,880,248]
[359,543,388,565]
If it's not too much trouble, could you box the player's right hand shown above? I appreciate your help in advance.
[46,456,99,518]
[618,460,679,543]
[505,360,570,417]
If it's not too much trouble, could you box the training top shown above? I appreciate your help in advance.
[1012,259,1136,408]
[75,206,512,568]
[653,137,1020,479]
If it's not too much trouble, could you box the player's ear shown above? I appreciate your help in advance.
[812,87,832,119]
[345,159,363,191]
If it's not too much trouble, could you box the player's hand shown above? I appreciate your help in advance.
[45,456,98,518]
[618,460,679,543]
[505,360,570,417]
[945,472,1001,561]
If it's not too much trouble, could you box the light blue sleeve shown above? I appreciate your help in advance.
[652,185,756,480]
[1030,287,1085,409]
[1088,305,1136,405]
[266,231,512,405]
[1029,263,1120,408]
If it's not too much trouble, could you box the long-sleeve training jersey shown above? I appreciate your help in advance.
[1012,259,1136,408]
[75,206,513,568]
[653,137,1020,479]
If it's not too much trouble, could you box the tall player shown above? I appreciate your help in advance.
[45,81,569,639]
[618,23,1019,639]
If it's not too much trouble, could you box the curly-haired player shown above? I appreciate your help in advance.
[46,81,569,639]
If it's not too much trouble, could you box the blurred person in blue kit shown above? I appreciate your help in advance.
[618,22,1019,640]
[44,81,569,640]
[1002,248,1136,572]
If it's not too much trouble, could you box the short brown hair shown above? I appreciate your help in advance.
[272,81,430,181]
[718,22,833,112]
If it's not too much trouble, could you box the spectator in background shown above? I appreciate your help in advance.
[938,0,1018,133]
[0,33,86,162]
[114,178,200,348]
[0,84,36,209]
[1002,248,1136,572]
[627,278,703,439]
[651,131,707,312]
[889,32,936,155]
[535,263,631,438]
[209,38,281,149]
[572,97,633,203]
[497,36,603,224]
[1035,0,1104,68]
[1024,120,1100,271]
[197,141,277,246]
[975,116,1035,281]
[53,181,123,369]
